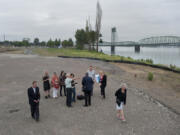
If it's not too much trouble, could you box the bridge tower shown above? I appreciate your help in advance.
[135,45,140,53]
[111,27,116,55]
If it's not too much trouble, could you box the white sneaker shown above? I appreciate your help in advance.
[122,119,126,122]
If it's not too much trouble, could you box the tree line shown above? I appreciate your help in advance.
[0,1,103,52]
[0,38,73,48]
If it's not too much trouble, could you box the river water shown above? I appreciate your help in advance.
[99,46,180,67]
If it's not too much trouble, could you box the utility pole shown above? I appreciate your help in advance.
[95,1,102,52]
[111,27,116,55]
[3,34,5,41]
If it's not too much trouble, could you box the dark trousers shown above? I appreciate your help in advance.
[101,86,106,98]
[84,91,91,106]
[66,88,72,107]
[91,85,94,96]
[72,87,76,102]
[30,103,39,121]
[60,85,66,96]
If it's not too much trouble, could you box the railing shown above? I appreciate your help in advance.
[99,42,180,46]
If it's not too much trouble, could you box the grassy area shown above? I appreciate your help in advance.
[0,47,19,52]
[32,48,180,72]
[34,48,151,63]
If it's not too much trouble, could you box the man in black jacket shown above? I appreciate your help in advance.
[27,81,40,121]
[82,73,94,107]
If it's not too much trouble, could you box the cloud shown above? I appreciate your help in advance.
[0,0,179,42]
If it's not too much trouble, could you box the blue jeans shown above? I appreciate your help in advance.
[72,87,76,102]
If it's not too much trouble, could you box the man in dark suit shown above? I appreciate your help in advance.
[82,73,94,107]
[27,81,40,121]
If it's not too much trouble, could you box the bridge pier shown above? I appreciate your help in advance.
[111,45,115,55]
[135,45,140,53]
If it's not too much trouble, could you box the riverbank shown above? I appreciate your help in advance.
[1,47,180,73]
[100,45,180,68]
[1,47,180,72]
[33,48,180,72]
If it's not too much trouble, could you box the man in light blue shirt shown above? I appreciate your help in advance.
[87,66,95,96]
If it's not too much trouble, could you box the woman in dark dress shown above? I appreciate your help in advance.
[59,71,66,96]
[99,71,107,99]
[42,71,51,99]
[115,83,127,121]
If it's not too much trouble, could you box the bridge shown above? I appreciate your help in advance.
[99,36,180,46]
[99,41,180,47]
[99,27,180,54]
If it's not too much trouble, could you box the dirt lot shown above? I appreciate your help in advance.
[0,53,179,135]
[113,63,180,114]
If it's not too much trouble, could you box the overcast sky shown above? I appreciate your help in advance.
[0,0,180,42]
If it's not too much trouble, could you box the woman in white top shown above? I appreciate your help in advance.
[65,73,79,107]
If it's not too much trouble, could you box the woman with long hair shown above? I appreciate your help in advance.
[42,71,51,99]
[59,71,66,96]
[99,71,107,99]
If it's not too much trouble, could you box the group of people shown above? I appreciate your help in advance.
[27,66,127,122]
[42,71,77,101]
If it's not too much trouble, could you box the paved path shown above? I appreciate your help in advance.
[0,54,179,135]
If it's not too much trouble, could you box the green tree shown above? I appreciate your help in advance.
[89,30,97,50]
[58,39,61,46]
[62,38,73,48]
[22,38,30,46]
[62,40,69,47]
[13,41,23,47]
[34,38,39,46]
[75,29,87,49]
[68,38,73,47]
[75,20,97,50]
[85,21,91,50]
[99,38,103,43]
[47,39,54,47]
[54,38,61,47]
[40,41,46,46]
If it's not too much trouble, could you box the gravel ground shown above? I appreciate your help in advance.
[0,54,179,135]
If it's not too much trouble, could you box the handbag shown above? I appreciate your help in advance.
[116,98,121,106]
[77,94,85,100]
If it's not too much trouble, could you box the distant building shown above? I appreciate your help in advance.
[58,44,62,48]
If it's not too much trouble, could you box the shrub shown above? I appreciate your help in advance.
[170,64,176,70]
[76,44,84,50]
[127,56,133,60]
[120,56,124,61]
[148,72,153,81]
[146,59,153,64]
